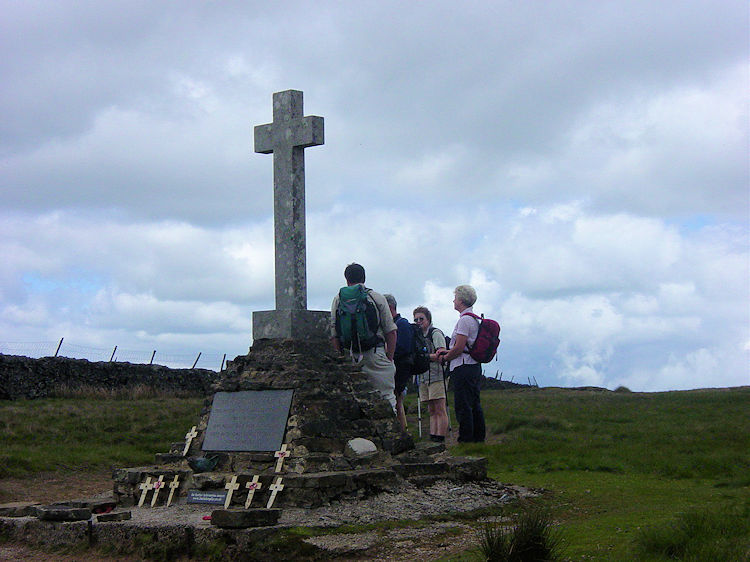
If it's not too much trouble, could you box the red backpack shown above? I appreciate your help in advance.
[463,312,501,363]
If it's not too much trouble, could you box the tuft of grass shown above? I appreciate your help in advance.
[477,506,563,561]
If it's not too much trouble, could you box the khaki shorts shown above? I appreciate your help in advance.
[419,377,448,402]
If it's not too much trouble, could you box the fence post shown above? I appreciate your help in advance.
[220,353,227,372]
[109,346,117,362]
[191,352,202,369]
[149,350,156,365]
[54,338,64,357]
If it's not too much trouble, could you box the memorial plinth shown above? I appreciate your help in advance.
[252,309,330,341]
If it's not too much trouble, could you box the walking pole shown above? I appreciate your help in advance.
[442,361,452,432]
[416,377,423,438]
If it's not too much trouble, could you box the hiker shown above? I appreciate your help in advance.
[413,306,449,442]
[437,285,486,443]
[384,294,412,431]
[331,263,398,410]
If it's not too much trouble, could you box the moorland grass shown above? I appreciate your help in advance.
[1,386,748,560]
[440,386,750,560]
[0,394,203,478]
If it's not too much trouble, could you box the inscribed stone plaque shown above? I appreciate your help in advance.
[186,490,228,505]
[202,390,293,452]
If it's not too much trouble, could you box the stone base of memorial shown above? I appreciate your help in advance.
[111,340,488,511]
[251,309,330,341]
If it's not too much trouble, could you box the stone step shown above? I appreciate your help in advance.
[210,508,281,528]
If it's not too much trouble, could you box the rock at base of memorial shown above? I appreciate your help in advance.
[0,502,40,517]
[413,440,446,455]
[210,508,281,528]
[344,438,377,459]
[36,505,92,521]
[155,453,184,464]
[97,511,132,522]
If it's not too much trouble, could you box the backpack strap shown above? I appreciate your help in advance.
[459,312,481,354]
[462,311,481,322]
[426,327,444,352]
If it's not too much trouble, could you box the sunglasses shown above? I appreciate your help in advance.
[414,317,427,323]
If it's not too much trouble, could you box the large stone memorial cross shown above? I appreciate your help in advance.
[252,90,330,341]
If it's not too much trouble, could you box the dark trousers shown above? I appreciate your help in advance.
[452,363,486,443]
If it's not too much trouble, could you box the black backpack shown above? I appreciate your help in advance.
[409,324,432,376]
[335,285,380,353]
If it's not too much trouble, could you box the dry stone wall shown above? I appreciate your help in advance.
[0,354,219,400]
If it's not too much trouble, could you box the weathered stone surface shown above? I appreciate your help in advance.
[253,310,330,342]
[446,456,488,481]
[210,508,281,528]
[253,89,324,314]
[36,505,91,521]
[0,502,39,517]
[413,441,446,455]
[393,462,450,478]
[193,473,226,490]
[96,511,132,522]
[0,354,218,400]
[155,453,184,464]
[345,438,377,459]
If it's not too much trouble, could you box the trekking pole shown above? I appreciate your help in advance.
[442,361,452,432]
[415,375,422,438]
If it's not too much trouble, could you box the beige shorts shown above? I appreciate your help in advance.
[419,377,448,402]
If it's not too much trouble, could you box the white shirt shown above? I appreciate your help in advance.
[449,306,480,370]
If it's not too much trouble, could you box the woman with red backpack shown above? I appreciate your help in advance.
[437,285,486,443]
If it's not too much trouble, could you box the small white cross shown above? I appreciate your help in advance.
[224,475,240,509]
[274,444,290,473]
[150,475,165,507]
[244,475,262,509]
[166,475,180,507]
[137,476,153,507]
[266,477,284,509]
[182,426,198,456]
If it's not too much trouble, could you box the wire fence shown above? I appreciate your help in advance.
[0,339,228,372]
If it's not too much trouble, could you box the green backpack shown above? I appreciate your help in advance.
[335,285,381,353]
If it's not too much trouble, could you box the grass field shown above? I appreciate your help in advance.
[443,386,750,560]
[0,386,748,560]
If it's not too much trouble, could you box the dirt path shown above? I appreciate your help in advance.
[0,470,113,505]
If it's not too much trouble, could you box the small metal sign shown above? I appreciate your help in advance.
[202,390,294,452]
[186,490,228,505]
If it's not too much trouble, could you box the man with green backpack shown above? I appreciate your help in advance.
[331,263,398,411]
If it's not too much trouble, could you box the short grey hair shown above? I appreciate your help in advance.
[384,293,397,309]
[454,285,477,307]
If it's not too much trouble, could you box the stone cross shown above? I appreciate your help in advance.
[224,475,240,509]
[254,89,324,311]
[137,477,153,507]
[182,426,198,457]
[150,475,165,507]
[167,476,180,507]
[244,475,262,509]
[252,90,331,341]
[274,443,290,473]
[266,477,284,509]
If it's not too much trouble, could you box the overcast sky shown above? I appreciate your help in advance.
[1,1,747,390]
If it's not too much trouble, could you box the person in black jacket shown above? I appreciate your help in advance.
[385,294,412,431]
